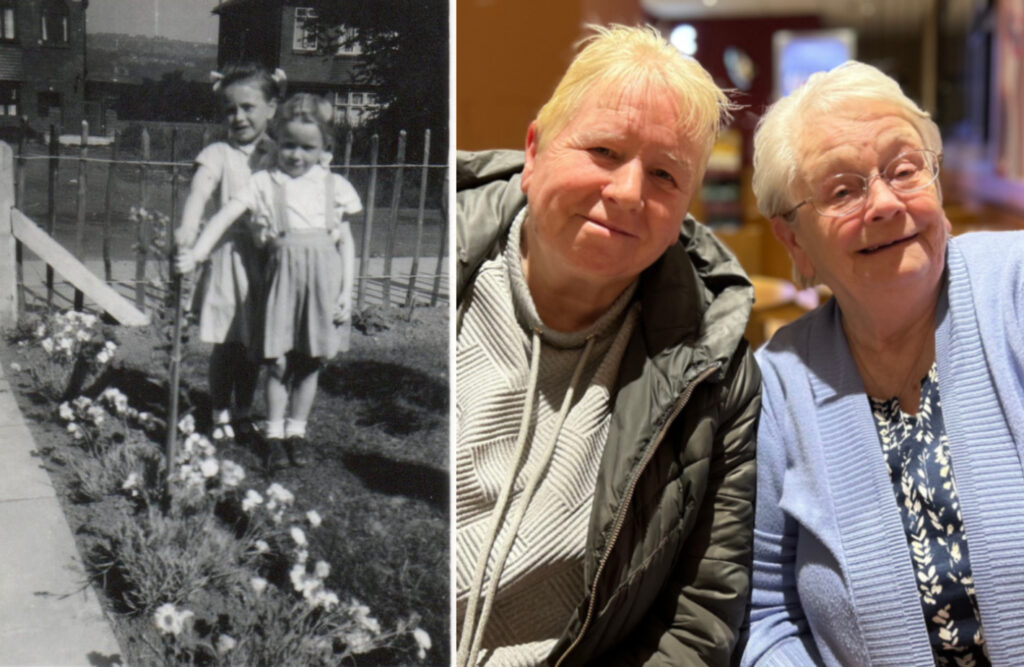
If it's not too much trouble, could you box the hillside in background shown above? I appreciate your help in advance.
[89,32,217,84]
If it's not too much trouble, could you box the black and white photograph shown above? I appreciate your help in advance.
[0,1,449,665]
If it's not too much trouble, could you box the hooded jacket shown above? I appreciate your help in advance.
[456,150,761,666]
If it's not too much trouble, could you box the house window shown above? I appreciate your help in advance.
[0,83,19,116]
[37,90,58,118]
[331,26,362,56]
[293,8,361,55]
[41,0,69,44]
[334,91,381,127]
[0,3,15,41]
[293,7,318,52]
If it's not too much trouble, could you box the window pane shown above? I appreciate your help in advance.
[3,9,13,40]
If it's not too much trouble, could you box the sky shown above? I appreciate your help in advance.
[86,0,221,43]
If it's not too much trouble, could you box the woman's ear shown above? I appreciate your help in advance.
[521,121,539,195]
[770,216,815,283]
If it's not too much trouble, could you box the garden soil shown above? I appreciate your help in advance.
[0,304,449,666]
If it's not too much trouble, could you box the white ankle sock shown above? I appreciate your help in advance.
[263,419,284,439]
[284,418,307,439]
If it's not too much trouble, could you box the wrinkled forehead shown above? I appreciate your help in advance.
[581,78,713,149]
[795,101,924,177]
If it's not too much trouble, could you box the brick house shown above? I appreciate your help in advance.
[213,0,381,127]
[0,0,87,137]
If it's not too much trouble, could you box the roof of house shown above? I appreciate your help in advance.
[213,0,275,13]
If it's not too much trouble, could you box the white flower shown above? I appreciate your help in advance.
[9,362,20,373]
[219,460,245,487]
[58,402,74,421]
[199,458,219,478]
[79,313,97,328]
[250,576,268,595]
[242,489,263,512]
[253,539,270,554]
[412,628,432,660]
[350,599,381,635]
[152,603,193,636]
[41,337,54,353]
[215,634,237,654]
[122,472,141,490]
[67,422,83,440]
[35,324,45,338]
[86,405,105,426]
[266,482,294,505]
[342,628,376,655]
[137,411,153,426]
[178,413,196,436]
[76,328,91,342]
[295,548,309,564]
[309,589,339,610]
[104,340,117,352]
[112,394,129,415]
[314,560,330,579]
[72,396,92,411]
[96,349,111,364]
[290,526,307,546]
[306,509,322,528]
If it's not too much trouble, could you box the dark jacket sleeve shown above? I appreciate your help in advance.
[604,345,761,666]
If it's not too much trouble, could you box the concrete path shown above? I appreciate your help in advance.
[0,363,122,665]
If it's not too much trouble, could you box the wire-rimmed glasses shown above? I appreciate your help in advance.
[782,149,941,219]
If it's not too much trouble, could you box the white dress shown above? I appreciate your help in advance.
[234,164,362,359]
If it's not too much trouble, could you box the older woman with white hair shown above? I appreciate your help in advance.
[741,61,1024,666]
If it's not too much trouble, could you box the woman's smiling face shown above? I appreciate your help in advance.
[519,80,706,288]
[276,119,325,178]
[774,100,950,305]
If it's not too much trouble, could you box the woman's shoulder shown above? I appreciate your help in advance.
[756,300,837,373]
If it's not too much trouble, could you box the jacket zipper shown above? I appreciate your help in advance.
[553,363,720,667]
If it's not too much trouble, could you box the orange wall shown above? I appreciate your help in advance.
[456,0,645,150]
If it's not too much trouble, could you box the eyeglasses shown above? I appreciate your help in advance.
[782,149,941,219]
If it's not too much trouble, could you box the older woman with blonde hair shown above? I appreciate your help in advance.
[457,24,759,667]
[742,61,1024,666]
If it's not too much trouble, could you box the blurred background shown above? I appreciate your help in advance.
[457,0,1023,346]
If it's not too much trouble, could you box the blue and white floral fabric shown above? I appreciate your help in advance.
[871,363,990,667]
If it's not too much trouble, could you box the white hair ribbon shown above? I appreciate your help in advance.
[210,70,224,92]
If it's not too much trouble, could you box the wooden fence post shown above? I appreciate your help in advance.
[74,120,88,311]
[0,142,17,325]
[46,124,58,310]
[405,128,430,310]
[343,130,353,178]
[135,128,151,311]
[356,134,379,311]
[15,117,26,307]
[102,131,118,282]
[431,168,449,307]
[382,130,406,307]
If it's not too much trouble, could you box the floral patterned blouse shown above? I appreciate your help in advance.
[870,363,990,667]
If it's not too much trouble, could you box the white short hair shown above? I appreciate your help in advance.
[752,61,942,220]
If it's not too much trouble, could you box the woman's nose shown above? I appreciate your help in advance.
[863,175,905,221]
[604,159,644,211]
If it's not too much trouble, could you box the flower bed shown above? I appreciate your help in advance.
[2,304,448,666]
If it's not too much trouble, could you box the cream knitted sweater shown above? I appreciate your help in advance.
[455,211,638,666]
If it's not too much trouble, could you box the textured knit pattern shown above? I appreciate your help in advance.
[192,139,274,345]
[871,363,989,666]
[742,232,1024,667]
[456,211,638,665]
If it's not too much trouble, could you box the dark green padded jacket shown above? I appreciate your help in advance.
[456,150,761,666]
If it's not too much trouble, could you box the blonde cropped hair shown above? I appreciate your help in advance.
[752,61,942,220]
[534,24,738,157]
[275,92,336,151]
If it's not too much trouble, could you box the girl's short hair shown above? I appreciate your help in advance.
[274,93,336,151]
[214,62,287,103]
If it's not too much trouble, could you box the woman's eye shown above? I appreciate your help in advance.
[589,147,614,158]
[652,169,677,186]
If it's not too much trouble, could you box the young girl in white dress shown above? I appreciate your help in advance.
[177,93,360,468]
[174,62,286,445]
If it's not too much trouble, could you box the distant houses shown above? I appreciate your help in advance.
[0,0,87,139]
[214,0,382,127]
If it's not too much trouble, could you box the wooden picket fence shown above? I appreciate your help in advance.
[6,120,448,323]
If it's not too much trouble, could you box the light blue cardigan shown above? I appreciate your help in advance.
[742,231,1024,667]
